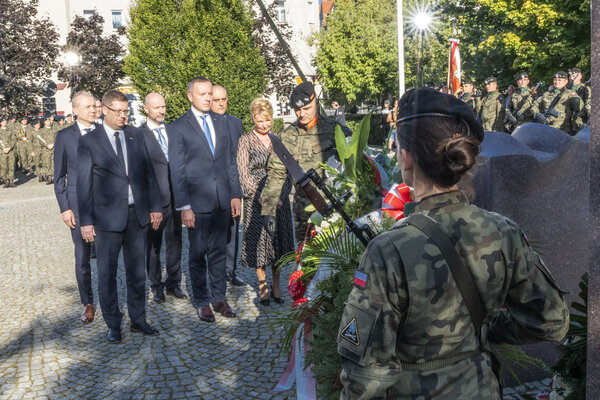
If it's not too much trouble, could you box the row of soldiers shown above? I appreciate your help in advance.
[0,114,74,187]
[459,68,590,135]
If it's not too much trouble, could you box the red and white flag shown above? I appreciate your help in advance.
[448,39,461,96]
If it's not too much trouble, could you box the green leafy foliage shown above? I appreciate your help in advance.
[124,0,267,128]
[0,0,59,115]
[552,272,587,400]
[57,13,125,99]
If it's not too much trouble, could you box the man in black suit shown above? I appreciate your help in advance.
[53,91,97,323]
[168,76,242,323]
[210,84,244,287]
[140,92,185,303]
[77,90,163,343]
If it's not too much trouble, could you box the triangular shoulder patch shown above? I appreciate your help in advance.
[340,317,360,346]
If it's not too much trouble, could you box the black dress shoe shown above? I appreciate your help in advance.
[230,274,245,286]
[130,322,159,336]
[107,328,122,343]
[166,285,187,299]
[270,285,285,304]
[152,287,166,303]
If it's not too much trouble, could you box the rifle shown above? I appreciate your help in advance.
[535,88,563,125]
[506,82,544,132]
[268,133,375,246]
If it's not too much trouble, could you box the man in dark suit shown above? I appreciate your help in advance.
[140,92,185,303]
[210,84,244,287]
[77,90,163,343]
[53,91,97,323]
[168,76,242,323]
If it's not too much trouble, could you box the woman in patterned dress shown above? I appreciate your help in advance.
[237,99,294,305]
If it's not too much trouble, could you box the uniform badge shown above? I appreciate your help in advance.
[296,100,304,107]
[353,270,368,289]
[340,317,360,345]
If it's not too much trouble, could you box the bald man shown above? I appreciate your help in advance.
[140,93,185,302]
[211,85,244,287]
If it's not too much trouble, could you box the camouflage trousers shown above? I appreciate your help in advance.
[16,142,33,171]
[38,147,54,176]
[0,150,16,180]
[293,193,312,243]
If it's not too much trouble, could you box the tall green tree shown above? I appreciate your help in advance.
[57,13,126,99]
[444,0,591,89]
[313,0,450,105]
[124,0,267,127]
[0,0,59,115]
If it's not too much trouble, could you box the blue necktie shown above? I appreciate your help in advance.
[199,115,215,155]
[154,127,169,161]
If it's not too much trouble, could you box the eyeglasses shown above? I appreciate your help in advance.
[104,105,130,116]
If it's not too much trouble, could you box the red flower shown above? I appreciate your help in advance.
[292,298,308,307]
[288,270,308,300]
[295,242,304,265]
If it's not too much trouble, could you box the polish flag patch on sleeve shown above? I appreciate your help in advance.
[353,270,368,289]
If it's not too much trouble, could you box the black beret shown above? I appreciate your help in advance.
[0,116,6,122]
[484,76,497,85]
[462,78,473,85]
[568,67,581,74]
[515,71,528,80]
[8,115,16,119]
[290,82,316,108]
[397,88,484,143]
[553,71,568,79]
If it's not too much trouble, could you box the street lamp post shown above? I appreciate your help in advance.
[412,11,432,87]
[397,0,405,97]
[64,52,80,93]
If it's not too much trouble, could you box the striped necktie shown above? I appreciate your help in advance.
[154,126,169,161]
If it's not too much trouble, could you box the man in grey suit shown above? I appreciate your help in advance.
[141,93,186,303]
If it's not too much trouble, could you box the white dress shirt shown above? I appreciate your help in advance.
[190,106,216,148]
[76,121,93,136]
[146,120,168,145]
[103,123,134,205]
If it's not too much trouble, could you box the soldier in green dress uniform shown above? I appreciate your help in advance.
[337,88,569,400]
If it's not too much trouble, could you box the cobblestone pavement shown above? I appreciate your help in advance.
[0,176,554,400]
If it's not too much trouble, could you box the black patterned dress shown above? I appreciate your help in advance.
[237,131,294,269]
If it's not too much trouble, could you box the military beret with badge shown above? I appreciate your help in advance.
[484,76,497,85]
[289,82,316,109]
[515,72,528,81]
[553,71,568,79]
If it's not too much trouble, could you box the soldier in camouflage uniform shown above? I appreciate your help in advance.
[65,114,75,127]
[37,116,57,183]
[0,117,17,187]
[337,88,569,400]
[478,76,505,132]
[507,72,536,129]
[458,78,480,117]
[531,71,584,135]
[568,67,591,124]
[15,116,34,174]
[261,82,338,242]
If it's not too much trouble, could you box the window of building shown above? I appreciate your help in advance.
[83,10,95,20]
[112,10,123,29]
[275,1,286,24]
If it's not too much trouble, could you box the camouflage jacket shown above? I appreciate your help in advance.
[479,91,505,132]
[531,88,584,134]
[260,115,337,216]
[0,127,17,151]
[459,93,480,117]
[571,83,591,123]
[37,126,57,149]
[508,87,535,125]
[337,191,569,400]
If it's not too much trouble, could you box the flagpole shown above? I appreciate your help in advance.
[397,0,405,97]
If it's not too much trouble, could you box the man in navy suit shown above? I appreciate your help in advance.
[53,91,97,323]
[77,90,163,343]
[210,84,244,287]
[140,92,185,303]
[168,76,242,323]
